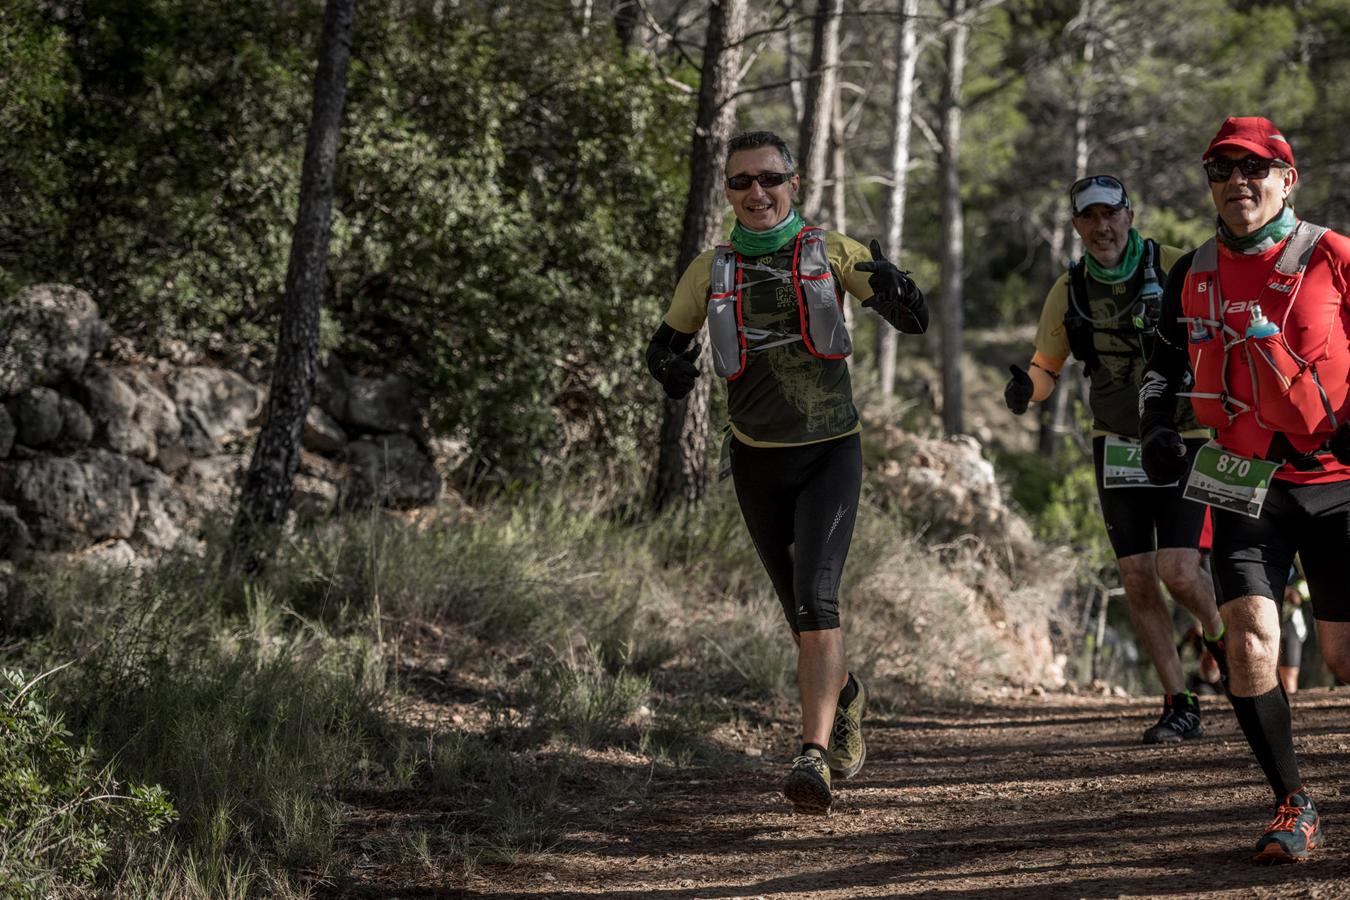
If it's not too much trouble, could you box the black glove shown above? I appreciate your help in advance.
[858,239,922,328]
[1329,420,1350,465]
[1141,425,1188,485]
[1004,364,1033,415]
[654,342,701,400]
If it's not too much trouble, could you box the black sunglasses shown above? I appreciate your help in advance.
[726,171,794,191]
[1203,156,1284,183]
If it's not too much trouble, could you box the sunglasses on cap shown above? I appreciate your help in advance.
[726,171,794,191]
[1068,175,1128,215]
[1203,155,1285,183]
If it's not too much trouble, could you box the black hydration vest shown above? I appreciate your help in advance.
[1063,238,1165,377]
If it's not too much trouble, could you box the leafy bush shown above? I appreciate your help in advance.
[0,668,175,897]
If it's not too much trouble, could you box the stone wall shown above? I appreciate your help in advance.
[0,285,441,571]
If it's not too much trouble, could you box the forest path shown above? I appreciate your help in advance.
[343,690,1350,898]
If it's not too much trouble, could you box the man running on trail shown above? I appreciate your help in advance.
[645,130,928,815]
[1139,115,1350,863]
[1004,174,1225,743]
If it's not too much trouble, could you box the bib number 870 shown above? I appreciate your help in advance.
[1217,453,1252,477]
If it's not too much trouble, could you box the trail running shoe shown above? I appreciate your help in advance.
[1203,632,1230,685]
[1142,693,1204,744]
[827,675,867,780]
[783,747,832,815]
[1253,790,1321,863]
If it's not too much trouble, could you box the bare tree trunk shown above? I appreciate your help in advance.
[876,0,918,399]
[829,85,853,329]
[1041,2,1094,459]
[785,1,805,128]
[797,0,843,222]
[229,0,356,572]
[937,0,969,436]
[652,0,747,512]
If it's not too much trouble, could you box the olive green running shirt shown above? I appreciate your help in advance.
[1034,243,1202,437]
[664,231,875,447]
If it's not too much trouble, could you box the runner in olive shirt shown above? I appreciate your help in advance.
[1004,175,1224,743]
[647,131,927,815]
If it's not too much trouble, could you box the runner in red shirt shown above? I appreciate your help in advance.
[1139,116,1350,863]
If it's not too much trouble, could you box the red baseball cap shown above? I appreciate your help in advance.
[1203,116,1295,166]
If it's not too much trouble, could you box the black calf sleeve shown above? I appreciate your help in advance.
[1230,686,1302,801]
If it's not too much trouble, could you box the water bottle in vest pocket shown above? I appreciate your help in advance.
[1243,332,1339,434]
[707,246,747,379]
[795,230,851,359]
[1184,340,1233,427]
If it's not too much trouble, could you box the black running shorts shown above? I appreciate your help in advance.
[1211,478,1350,622]
[730,433,862,632]
[1092,435,1209,559]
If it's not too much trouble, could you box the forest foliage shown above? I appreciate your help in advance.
[6,0,1350,474]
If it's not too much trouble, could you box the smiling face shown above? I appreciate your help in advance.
[725,146,799,231]
[1072,204,1134,269]
[1209,148,1298,236]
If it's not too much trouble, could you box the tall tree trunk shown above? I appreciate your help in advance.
[1041,2,1094,459]
[228,0,356,572]
[876,0,918,399]
[797,0,842,222]
[937,0,969,436]
[652,0,747,512]
[829,83,853,329]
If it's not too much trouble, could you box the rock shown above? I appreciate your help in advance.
[292,473,339,521]
[343,373,419,435]
[0,284,109,396]
[79,364,153,459]
[314,354,349,423]
[170,366,263,455]
[177,455,248,525]
[303,405,347,455]
[0,502,33,563]
[0,406,13,458]
[10,387,64,448]
[128,459,187,551]
[57,396,94,449]
[0,450,137,550]
[343,434,440,510]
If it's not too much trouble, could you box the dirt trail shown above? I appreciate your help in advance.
[344,690,1350,898]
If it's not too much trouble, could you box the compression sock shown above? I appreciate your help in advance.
[802,742,828,757]
[1230,685,1302,801]
[837,672,859,707]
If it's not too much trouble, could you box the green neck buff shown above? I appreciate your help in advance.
[1083,228,1143,284]
[1217,206,1296,255]
[730,209,807,256]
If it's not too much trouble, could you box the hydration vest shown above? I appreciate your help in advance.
[1063,239,1165,377]
[706,226,851,380]
[1179,221,1349,438]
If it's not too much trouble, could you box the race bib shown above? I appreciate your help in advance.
[1103,435,1174,488]
[1183,440,1279,518]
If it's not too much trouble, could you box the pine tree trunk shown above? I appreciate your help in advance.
[937,0,969,437]
[228,0,355,571]
[651,0,747,512]
[797,0,843,222]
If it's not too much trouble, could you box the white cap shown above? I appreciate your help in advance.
[1070,176,1130,216]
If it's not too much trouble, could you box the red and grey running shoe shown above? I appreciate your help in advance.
[1253,790,1321,863]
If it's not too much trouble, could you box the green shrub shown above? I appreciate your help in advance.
[0,668,175,897]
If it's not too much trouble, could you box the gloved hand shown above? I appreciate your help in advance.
[1329,420,1350,465]
[859,240,923,328]
[654,343,701,400]
[1141,425,1188,485]
[1004,364,1033,415]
